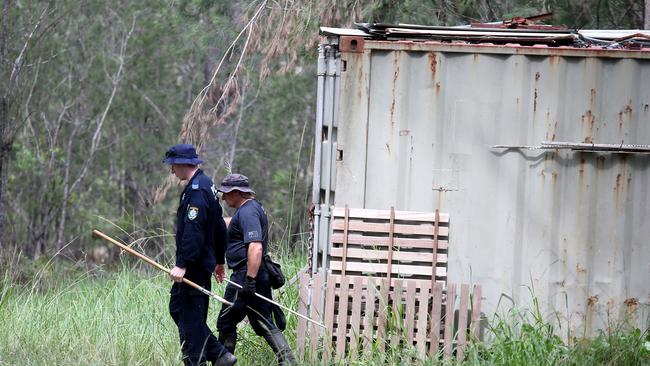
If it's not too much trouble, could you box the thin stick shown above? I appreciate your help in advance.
[93,229,326,330]
[92,229,232,305]
[224,278,327,329]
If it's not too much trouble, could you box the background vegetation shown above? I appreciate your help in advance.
[1,0,649,365]
[1,0,648,261]
[1,257,648,365]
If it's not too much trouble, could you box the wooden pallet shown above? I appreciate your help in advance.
[296,271,482,361]
[328,206,449,284]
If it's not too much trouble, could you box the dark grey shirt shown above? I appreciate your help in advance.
[225,199,268,271]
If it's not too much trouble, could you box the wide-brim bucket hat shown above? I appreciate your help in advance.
[217,173,255,194]
[162,143,204,165]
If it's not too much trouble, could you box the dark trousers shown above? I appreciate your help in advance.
[169,273,227,365]
[216,269,277,336]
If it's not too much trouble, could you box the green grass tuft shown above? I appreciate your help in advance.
[1,255,648,365]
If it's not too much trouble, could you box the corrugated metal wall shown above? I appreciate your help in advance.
[323,40,650,333]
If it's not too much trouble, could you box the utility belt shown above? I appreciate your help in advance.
[229,260,248,272]
[229,258,268,274]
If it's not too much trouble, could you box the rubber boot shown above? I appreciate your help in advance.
[262,329,297,366]
[212,352,237,366]
[218,332,237,354]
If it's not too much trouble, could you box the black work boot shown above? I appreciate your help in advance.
[213,351,237,366]
[262,329,297,366]
[218,332,237,354]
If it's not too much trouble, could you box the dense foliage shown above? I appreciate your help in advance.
[0,0,647,262]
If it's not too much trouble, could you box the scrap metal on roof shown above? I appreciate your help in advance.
[320,19,650,50]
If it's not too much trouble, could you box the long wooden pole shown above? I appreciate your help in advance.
[92,229,231,304]
[92,229,326,329]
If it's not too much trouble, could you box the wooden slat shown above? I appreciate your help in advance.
[330,247,448,264]
[471,285,482,340]
[325,273,446,289]
[341,205,350,275]
[329,261,447,278]
[332,219,449,237]
[323,274,337,363]
[331,233,449,250]
[309,273,324,353]
[405,280,417,344]
[429,282,443,356]
[443,284,456,358]
[332,207,450,222]
[335,276,350,358]
[432,209,440,290]
[296,272,309,358]
[415,282,430,355]
[457,284,469,361]
[391,279,403,346]
[349,277,363,361]
[376,278,389,344]
[386,207,395,283]
[362,278,376,358]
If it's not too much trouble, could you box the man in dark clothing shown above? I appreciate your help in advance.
[216,173,297,366]
[163,143,237,366]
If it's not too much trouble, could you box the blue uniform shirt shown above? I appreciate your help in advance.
[225,199,268,272]
[175,169,227,273]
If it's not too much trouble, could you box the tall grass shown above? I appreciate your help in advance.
[1,255,648,365]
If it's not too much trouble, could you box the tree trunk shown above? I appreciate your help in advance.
[0,0,8,246]
[0,98,9,247]
[645,0,650,29]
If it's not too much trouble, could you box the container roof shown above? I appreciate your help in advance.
[321,21,650,51]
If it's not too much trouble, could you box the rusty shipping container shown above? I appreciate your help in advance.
[310,25,650,333]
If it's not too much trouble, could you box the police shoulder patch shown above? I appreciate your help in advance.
[188,206,199,220]
[191,183,199,190]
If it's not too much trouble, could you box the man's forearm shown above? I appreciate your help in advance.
[246,242,263,278]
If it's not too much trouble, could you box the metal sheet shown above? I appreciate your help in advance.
[320,39,650,333]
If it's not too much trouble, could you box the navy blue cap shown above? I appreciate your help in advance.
[162,143,204,165]
[217,173,255,194]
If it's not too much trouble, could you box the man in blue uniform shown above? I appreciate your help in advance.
[163,143,236,366]
[216,173,297,366]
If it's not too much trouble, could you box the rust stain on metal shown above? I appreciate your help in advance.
[624,298,639,306]
[582,110,594,143]
[339,36,364,53]
[590,89,596,106]
[576,264,587,273]
[627,173,632,192]
[625,101,633,116]
[579,158,585,177]
[390,53,400,128]
[619,111,624,130]
[435,81,441,94]
[587,295,598,306]
[473,53,478,63]
[428,52,437,80]
[533,88,538,112]
[535,71,541,81]
[615,155,628,209]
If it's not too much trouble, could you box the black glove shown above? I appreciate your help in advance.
[240,275,256,301]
